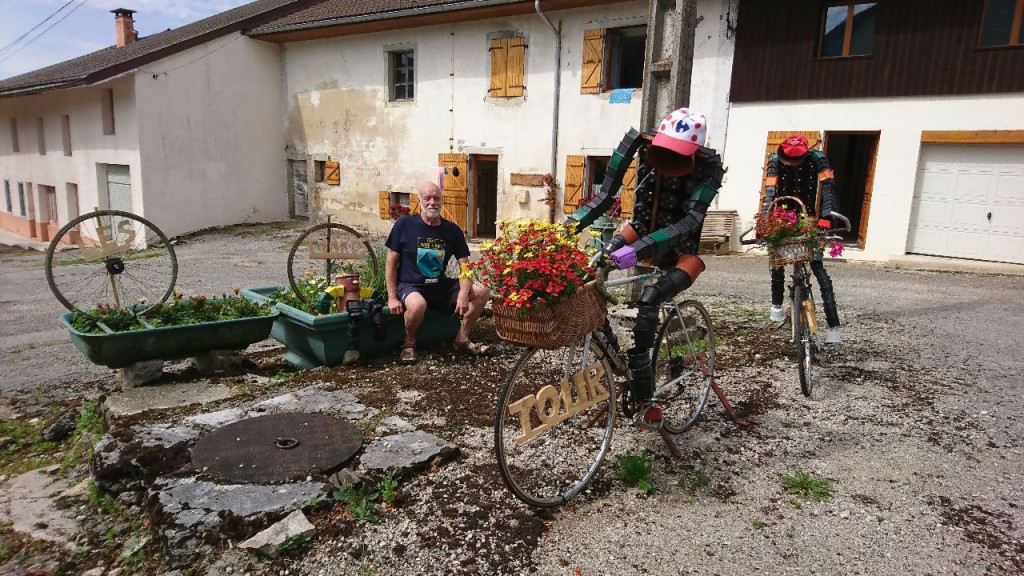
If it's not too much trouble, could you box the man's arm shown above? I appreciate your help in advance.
[385,249,403,315]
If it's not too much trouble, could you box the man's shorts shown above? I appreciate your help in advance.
[396,278,459,313]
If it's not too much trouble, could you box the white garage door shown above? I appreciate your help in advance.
[907,145,1024,264]
[106,164,133,213]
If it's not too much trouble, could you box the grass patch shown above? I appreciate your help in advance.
[781,466,833,502]
[659,335,722,359]
[614,451,656,495]
[677,470,711,496]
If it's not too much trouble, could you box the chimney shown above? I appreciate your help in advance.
[112,8,136,47]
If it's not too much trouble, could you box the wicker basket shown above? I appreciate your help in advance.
[491,281,608,349]
[769,236,813,267]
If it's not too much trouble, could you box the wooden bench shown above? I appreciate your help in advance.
[700,210,738,255]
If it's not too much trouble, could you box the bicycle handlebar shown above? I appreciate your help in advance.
[739,210,852,247]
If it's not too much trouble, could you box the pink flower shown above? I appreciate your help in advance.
[829,241,844,258]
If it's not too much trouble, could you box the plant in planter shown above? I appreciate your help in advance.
[61,289,279,369]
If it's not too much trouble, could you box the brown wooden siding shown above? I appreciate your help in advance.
[731,0,1024,102]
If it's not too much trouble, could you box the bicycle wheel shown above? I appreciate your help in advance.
[287,222,377,305]
[792,284,815,397]
[494,338,616,508]
[45,210,177,317]
[651,299,715,434]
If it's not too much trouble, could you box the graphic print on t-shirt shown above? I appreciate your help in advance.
[416,237,446,279]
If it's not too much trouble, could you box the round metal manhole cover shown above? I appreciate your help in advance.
[191,413,362,483]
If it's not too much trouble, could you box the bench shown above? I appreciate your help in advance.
[700,210,738,255]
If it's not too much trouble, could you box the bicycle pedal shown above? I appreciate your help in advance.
[632,404,663,431]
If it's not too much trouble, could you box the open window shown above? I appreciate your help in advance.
[980,0,1024,47]
[581,25,647,94]
[819,2,878,58]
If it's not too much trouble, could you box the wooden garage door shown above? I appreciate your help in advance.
[907,145,1024,264]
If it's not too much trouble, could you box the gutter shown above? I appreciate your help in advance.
[250,0,525,36]
[535,0,560,223]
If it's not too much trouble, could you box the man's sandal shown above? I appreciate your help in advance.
[399,347,418,364]
[452,340,489,355]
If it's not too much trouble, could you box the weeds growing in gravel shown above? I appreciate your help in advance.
[780,466,833,502]
[615,452,656,495]
[678,470,711,496]
[335,485,378,524]
[276,533,313,555]
[378,470,399,505]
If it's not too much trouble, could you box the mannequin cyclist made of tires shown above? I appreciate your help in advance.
[761,134,842,344]
[565,107,724,428]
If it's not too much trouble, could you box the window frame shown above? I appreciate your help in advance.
[17,182,26,217]
[386,46,416,102]
[581,21,648,94]
[101,89,115,135]
[3,180,11,213]
[604,26,646,90]
[979,0,1024,48]
[61,115,72,156]
[818,1,878,59]
[8,118,18,152]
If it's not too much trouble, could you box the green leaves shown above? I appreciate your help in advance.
[780,466,833,502]
[614,451,656,495]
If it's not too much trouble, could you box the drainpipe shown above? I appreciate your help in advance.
[535,0,560,223]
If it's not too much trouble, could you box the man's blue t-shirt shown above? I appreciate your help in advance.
[385,215,470,285]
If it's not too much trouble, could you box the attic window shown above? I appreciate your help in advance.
[819,2,878,58]
[61,115,72,156]
[101,89,115,135]
[980,0,1024,47]
[37,117,45,155]
[9,119,18,152]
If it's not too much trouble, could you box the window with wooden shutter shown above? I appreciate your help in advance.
[581,29,604,94]
[410,193,420,214]
[563,155,585,214]
[439,153,469,232]
[619,158,638,218]
[379,191,391,219]
[759,130,822,212]
[489,37,526,98]
[325,161,340,185]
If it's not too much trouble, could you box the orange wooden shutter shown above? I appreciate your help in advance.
[410,193,420,214]
[857,142,877,250]
[325,161,340,185]
[619,158,638,218]
[439,153,469,232]
[581,29,604,94]
[379,191,391,219]
[563,155,585,214]
[759,130,821,213]
[489,38,507,97]
[506,37,526,97]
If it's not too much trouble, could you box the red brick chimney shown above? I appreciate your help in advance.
[112,8,136,47]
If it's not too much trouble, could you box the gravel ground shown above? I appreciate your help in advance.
[1,223,1022,576]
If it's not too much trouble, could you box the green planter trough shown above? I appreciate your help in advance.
[60,308,280,369]
[242,287,461,369]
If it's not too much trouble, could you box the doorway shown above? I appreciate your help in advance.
[472,155,498,238]
[823,132,879,249]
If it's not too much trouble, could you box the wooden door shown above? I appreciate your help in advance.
[439,153,469,232]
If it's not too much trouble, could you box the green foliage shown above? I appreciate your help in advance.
[378,470,399,505]
[781,466,833,502]
[677,470,711,495]
[660,335,722,359]
[76,402,104,436]
[334,485,379,524]
[70,290,272,334]
[614,451,656,495]
[87,482,120,516]
[276,533,313,555]
[0,417,59,475]
[752,519,766,530]
[271,241,387,315]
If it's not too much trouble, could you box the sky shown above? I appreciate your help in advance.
[0,0,254,80]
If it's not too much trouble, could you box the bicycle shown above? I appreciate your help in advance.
[493,254,717,508]
[740,196,850,397]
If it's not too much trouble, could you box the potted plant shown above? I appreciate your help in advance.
[60,289,279,369]
[243,244,459,368]
[755,200,844,267]
[463,219,605,349]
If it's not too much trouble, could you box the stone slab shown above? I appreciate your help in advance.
[104,381,232,418]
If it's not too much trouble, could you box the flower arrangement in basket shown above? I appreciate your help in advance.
[755,197,844,267]
[462,220,606,349]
